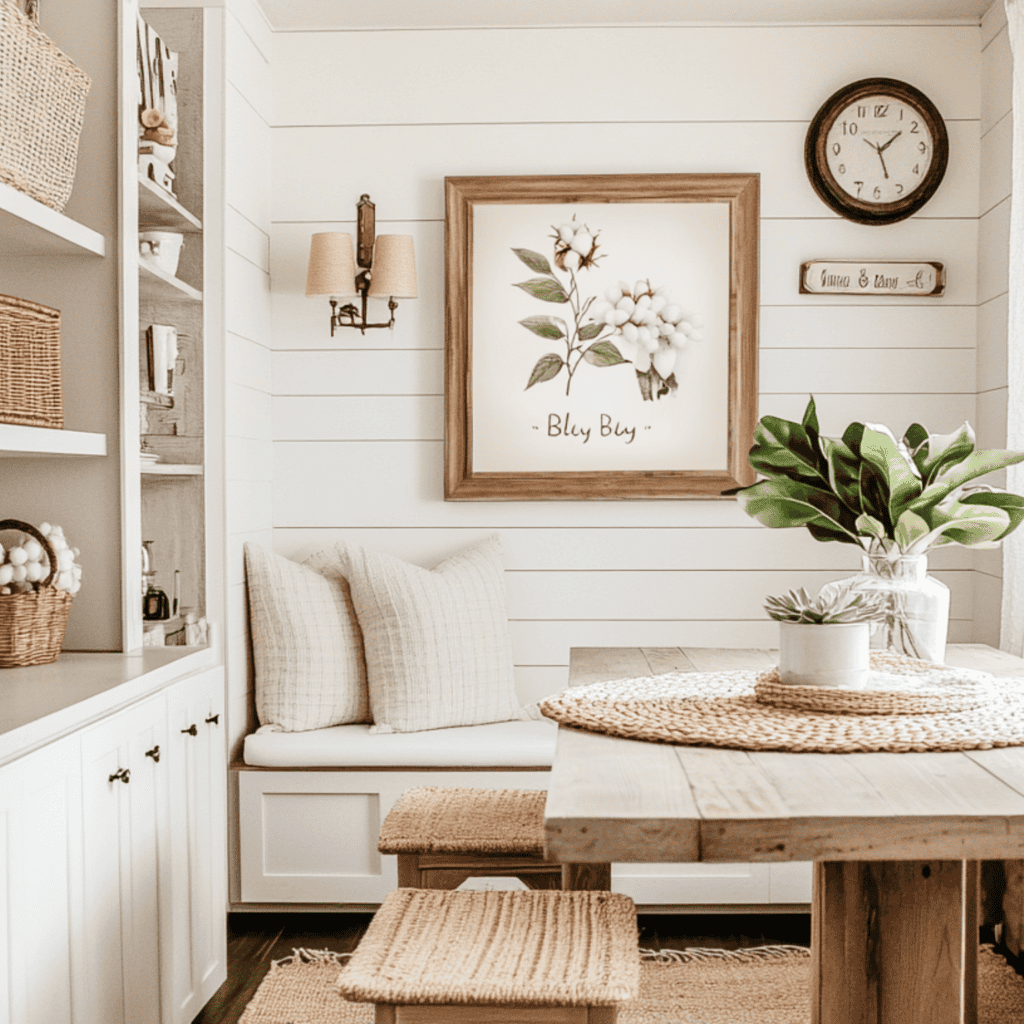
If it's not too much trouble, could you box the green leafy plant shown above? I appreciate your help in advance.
[765,583,888,624]
[727,396,1024,559]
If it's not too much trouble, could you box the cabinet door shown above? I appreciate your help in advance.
[3,734,83,1024]
[80,697,168,1024]
[165,669,226,1024]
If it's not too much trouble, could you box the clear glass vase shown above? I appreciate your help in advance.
[851,553,950,663]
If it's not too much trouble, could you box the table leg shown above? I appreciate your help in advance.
[811,860,976,1024]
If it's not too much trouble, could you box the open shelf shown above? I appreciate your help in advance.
[142,463,203,476]
[141,390,174,408]
[0,423,108,458]
[139,260,203,303]
[138,174,202,232]
[0,181,106,258]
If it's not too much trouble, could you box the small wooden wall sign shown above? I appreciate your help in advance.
[800,260,945,296]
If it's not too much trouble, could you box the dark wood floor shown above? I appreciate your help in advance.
[192,910,813,1024]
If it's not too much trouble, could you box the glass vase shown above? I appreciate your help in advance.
[851,553,950,664]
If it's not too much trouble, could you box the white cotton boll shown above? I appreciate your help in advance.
[661,304,682,325]
[559,224,575,243]
[50,525,64,538]
[38,522,51,536]
[70,580,82,595]
[650,295,667,314]
[643,334,661,353]
[11,564,27,582]
[57,571,74,592]
[653,346,677,379]
[634,347,651,372]
[621,322,639,344]
[615,296,635,315]
[677,322,693,336]
[611,309,630,327]
[604,309,620,326]
[634,281,649,298]
[49,535,67,554]
[605,284,623,302]
[640,311,657,327]
[689,330,703,342]
[0,565,12,586]
[23,538,42,561]
[617,280,631,296]
[56,550,73,571]
[8,547,26,566]
[670,331,690,350]
[24,562,43,582]
[561,251,580,271]
[570,232,592,256]
[591,301,611,320]
[659,322,675,338]
[72,548,80,558]
[636,326,651,346]
[0,587,9,596]
[635,294,651,310]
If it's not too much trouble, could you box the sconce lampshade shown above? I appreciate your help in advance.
[367,235,418,299]
[306,232,357,297]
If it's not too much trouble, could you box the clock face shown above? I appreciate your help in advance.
[805,79,948,224]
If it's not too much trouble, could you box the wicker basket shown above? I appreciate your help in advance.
[0,294,63,429]
[0,0,91,213]
[0,520,72,668]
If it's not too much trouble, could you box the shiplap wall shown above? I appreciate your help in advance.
[268,22,985,704]
[977,1,1012,646]
[223,0,272,761]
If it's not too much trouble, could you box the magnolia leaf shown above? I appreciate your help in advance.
[747,414,831,488]
[902,423,930,477]
[512,248,555,276]
[910,448,1024,513]
[513,277,570,304]
[578,322,603,342]
[893,509,932,552]
[518,315,565,340]
[855,513,888,544]
[582,340,627,367]
[735,478,862,546]
[525,353,563,389]
[959,490,1024,542]
[935,503,1012,547]
[915,423,976,484]
[857,425,923,526]
[801,395,820,437]
[821,437,866,518]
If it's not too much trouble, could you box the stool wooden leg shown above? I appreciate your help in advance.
[562,863,612,890]
[396,854,422,888]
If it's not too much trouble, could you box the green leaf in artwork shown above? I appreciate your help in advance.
[513,277,570,303]
[525,353,564,389]
[578,322,604,342]
[518,315,566,340]
[582,340,627,366]
[512,248,555,276]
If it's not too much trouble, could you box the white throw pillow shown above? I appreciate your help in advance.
[244,542,369,731]
[319,536,527,733]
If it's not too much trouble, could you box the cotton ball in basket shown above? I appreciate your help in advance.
[0,565,12,586]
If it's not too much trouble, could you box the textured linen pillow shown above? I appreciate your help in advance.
[324,536,527,733]
[244,542,369,731]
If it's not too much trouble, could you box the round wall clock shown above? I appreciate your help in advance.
[805,77,949,225]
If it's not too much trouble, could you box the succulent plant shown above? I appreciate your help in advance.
[764,582,888,625]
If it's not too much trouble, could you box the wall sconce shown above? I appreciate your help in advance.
[305,194,418,336]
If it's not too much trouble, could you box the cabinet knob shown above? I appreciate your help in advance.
[205,714,219,726]
[181,724,198,736]
[145,745,161,762]
[109,767,130,784]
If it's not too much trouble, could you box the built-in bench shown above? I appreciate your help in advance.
[234,718,813,910]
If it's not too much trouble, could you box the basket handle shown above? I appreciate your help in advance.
[25,0,39,24]
[0,519,57,588]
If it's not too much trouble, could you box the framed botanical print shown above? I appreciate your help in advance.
[444,173,760,500]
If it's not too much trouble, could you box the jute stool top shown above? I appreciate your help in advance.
[539,652,1024,754]
[336,888,639,1007]
[378,787,546,855]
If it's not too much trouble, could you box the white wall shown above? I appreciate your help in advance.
[267,21,984,702]
[223,1,272,757]
[977,1,1012,646]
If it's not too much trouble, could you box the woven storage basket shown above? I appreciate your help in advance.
[0,520,72,668]
[0,294,63,429]
[0,0,91,213]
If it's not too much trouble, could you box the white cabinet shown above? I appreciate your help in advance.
[165,669,226,1024]
[0,666,225,1024]
[1,735,83,1024]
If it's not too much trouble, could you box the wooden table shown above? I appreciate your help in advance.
[543,645,1024,1024]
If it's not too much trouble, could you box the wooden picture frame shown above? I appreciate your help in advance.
[444,173,759,500]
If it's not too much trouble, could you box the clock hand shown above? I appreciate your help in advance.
[878,130,902,153]
[863,137,889,179]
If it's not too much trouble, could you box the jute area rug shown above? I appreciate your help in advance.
[238,945,1024,1024]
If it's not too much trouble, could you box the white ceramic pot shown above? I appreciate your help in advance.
[139,229,185,276]
[778,621,870,689]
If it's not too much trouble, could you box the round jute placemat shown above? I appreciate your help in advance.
[538,653,1024,753]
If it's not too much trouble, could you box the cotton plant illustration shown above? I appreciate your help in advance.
[513,217,704,399]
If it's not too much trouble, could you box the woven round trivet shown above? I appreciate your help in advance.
[754,651,998,716]
[538,654,1024,753]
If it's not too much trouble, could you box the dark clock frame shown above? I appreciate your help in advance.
[805,77,949,226]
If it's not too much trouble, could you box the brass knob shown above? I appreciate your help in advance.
[205,714,219,726]
[108,768,130,784]
[181,724,198,736]
[145,745,160,762]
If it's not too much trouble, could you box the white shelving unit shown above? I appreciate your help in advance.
[0,181,105,258]
[138,173,202,232]
[0,424,107,458]
[142,463,203,476]
[139,259,203,302]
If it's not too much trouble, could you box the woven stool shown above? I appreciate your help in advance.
[338,888,639,1023]
[378,786,612,891]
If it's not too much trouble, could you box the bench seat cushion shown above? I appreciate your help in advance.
[243,718,558,768]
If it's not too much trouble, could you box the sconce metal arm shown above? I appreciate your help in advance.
[329,270,400,336]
